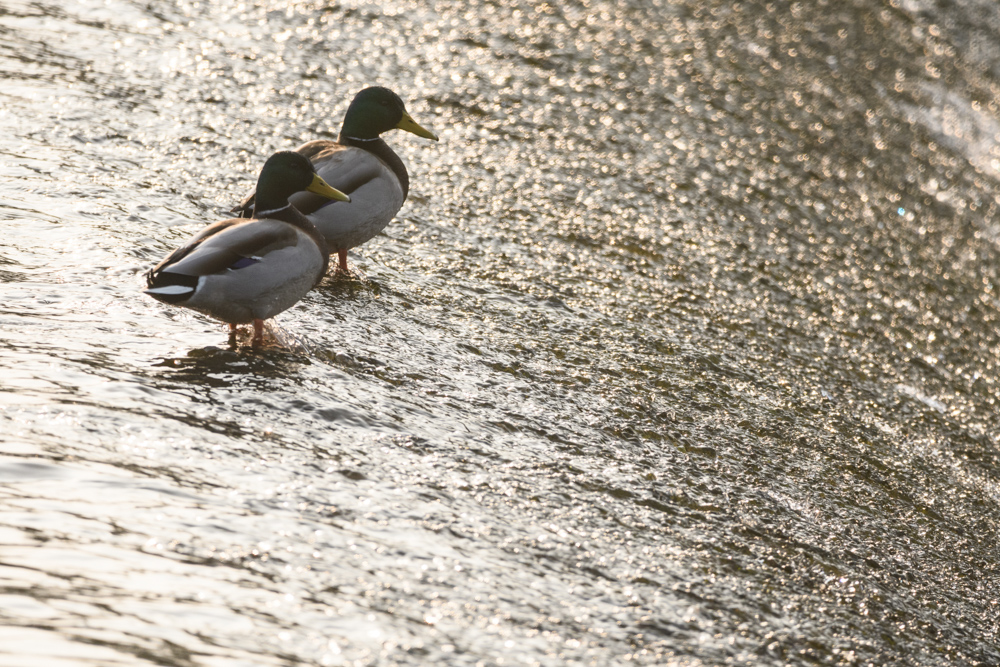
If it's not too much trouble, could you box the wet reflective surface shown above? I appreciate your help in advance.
[2,0,1000,664]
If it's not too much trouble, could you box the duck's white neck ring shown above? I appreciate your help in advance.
[256,203,292,217]
[344,136,380,143]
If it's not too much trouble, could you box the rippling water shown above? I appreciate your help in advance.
[2,0,1000,664]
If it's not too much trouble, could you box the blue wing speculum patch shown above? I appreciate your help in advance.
[230,256,262,270]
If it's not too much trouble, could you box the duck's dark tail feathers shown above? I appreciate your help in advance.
[144,270,198,304]
[231,191,256,218]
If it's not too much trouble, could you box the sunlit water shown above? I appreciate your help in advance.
[2,0,1000,664]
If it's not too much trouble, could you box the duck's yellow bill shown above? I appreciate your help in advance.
[396,112,439,141]
[307,174,350,202]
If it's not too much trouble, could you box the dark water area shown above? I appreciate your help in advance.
[2,0,1000,664]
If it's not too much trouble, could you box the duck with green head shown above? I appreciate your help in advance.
[232,86,438,273]
[146,151,349,346]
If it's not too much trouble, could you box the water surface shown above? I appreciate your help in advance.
[1,0,1000,665]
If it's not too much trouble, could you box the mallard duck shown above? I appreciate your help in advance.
[231,86,438,273]
[145,151,350,346]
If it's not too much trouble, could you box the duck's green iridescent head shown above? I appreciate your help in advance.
[255,151,349,212]
[340,86,438,142]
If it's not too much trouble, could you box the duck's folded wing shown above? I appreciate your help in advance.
[146,219,298,299]
[291,147,384,215]
[147,219,243,276]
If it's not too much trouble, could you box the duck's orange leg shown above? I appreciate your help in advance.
[252,319,265,346]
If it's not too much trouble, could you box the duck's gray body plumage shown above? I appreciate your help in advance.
[145,216,326,324]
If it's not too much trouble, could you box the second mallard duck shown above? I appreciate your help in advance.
[145,152,349,346]
[231,86,438,273]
